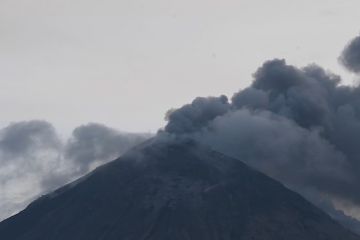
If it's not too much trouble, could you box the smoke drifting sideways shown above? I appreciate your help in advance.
[340,34,360,74]
[0,121,151,221]
[163,36,360,233]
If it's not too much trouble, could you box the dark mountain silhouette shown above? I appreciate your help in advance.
[0,137,359,240]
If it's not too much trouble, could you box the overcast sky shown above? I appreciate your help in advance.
[1,0,360,135]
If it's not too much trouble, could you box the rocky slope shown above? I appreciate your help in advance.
[0,138,358,240]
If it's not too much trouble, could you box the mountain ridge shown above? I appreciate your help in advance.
[0,137,359,240]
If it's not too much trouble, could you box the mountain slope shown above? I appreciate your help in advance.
[0,138,359,240]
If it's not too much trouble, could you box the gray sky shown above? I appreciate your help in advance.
[1,0,360,135]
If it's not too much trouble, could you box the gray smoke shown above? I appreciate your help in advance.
[165,59,360,202]
[164,36,360,232]
[340,34,360,73]
[165,95,230,134]
[65,123,151,174]
[0,121,151,221]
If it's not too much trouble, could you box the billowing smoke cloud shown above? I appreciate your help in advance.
[165,95,230,134]
[164,45,360,232]
[0,121,151,221]
[65,123,150,174]
[0,121,63,221]
[340,34,360,73]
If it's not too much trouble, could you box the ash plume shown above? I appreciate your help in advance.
[0,121,151,221]
[164,34,360,232]
[340,34,360,73]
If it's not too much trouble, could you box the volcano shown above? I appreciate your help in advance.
[0,137,358,240]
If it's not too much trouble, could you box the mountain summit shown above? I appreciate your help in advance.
[0,137,358,240]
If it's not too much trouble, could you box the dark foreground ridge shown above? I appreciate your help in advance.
[0,137,359,240]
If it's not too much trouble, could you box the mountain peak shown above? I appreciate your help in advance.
[0,137,359,240]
